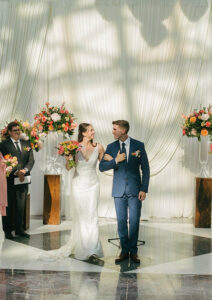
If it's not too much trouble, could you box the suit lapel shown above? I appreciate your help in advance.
[128,138,134,164]
[114,140,120,153]
[7,139,18,154]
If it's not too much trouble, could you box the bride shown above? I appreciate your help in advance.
[41,123,105,261]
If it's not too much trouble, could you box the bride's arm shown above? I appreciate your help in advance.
[65,154,74,171]
[98,144,105,161]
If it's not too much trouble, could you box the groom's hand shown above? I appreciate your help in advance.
[138,191,146,201]
[116,150,126,163]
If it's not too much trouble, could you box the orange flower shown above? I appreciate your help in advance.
[201,129,208,136]
[190,116,196,123]
[4,154,10,160]
[48,125,54,131]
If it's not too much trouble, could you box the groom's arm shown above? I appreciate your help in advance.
[99,146,118,172]
[139,144,150,193]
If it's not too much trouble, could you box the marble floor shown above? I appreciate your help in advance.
[0,218,212,299]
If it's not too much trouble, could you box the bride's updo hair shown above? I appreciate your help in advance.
[78,123,96,147]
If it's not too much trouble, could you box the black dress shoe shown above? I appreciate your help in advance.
[15,231,30,238]
[5,232,14,240]
[130,253,140,264]
[115,253,129,264]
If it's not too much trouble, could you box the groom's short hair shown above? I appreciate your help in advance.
[112,120,130,133]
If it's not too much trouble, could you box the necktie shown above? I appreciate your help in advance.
[15,141,22,160]
[121,142,127,163]
[121,142,126,154]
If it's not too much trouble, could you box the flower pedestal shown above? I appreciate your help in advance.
[199,135,210,178]
[43,175,61,225]
[42,132,64,225]
[195,177,212,228]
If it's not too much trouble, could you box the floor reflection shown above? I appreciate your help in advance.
[12,224,212,272]
[116,272,138,300]
[0,269,211,299]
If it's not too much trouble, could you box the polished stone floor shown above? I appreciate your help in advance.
[0,218,212,299]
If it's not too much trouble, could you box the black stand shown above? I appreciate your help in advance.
[108,237,145,248]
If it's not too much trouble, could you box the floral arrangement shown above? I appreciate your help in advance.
[0,120,43,152]
[34,102,77,136]
[182,105,212,141]
[19,121,43,152]
[57,140,81,168]
[132,150,141,158]
[3,154,18,177]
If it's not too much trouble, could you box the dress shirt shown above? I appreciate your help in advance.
[11,138,22,152]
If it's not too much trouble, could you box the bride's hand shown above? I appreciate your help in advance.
[65,154,73,161]
[104,154,113,161]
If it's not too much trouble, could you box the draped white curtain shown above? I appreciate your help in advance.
[0,0,212,218]
[0,1,50,126]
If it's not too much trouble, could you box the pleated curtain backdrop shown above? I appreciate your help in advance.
[0,0,212,218]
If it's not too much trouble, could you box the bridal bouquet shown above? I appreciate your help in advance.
[57,140,81,168]
[34,102,77,137]
[181,104,212,140]
[3,154,18,177]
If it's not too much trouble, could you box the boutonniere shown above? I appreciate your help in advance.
[24,146,31,152]
[132,150,141,158]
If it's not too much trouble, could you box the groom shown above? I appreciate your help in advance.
[99,120,150,263]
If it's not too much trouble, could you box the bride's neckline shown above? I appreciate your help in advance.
[80,144,97,162]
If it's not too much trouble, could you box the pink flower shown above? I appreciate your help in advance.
[205,121,211,127]
[181,114,188,120]
[42,116,47,122]
[58,146,64,155]
[39,125,43,131]
[182,129,186,135]
[64,126,69,132]
[31,130,37,137]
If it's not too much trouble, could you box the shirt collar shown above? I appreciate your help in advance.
[11,138,20,144]
[119,136,130,146]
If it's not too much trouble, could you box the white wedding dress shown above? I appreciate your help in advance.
[40,145,103,261]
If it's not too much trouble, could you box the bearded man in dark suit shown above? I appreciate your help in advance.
[0,121,34,239]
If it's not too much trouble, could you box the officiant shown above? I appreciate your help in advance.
[0,121,34,240]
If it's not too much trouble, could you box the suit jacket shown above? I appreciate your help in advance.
[0,138,34,186]
[99,138,150,197]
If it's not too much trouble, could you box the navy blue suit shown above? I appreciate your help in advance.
[99,138,150,254]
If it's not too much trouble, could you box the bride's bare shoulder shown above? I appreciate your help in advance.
[97,143,104,152]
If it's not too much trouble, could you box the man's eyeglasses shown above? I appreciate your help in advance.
[11,129,20,132]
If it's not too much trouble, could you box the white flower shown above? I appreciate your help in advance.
[200,113,209,121]
[6,166,12,172]
[191,129,197,136]
[39,132,47,138]
[20,133,29,140]
[51,113,61,122]
[65,117,69,121]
